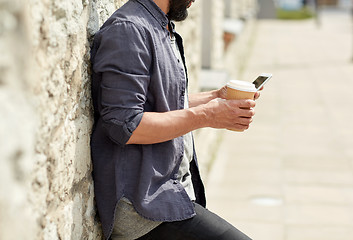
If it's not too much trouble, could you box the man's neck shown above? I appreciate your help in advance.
[153,0,170,31]
[153,0,169,14]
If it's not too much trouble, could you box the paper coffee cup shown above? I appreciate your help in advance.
[226,80,257,131]
[226,80,257,100]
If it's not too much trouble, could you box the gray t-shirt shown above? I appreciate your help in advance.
[170,34,196,201]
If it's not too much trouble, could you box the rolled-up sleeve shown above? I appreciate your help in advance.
[92,21,151,145]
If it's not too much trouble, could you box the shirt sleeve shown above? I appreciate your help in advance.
[92,21,151,146]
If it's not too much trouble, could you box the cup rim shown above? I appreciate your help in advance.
[227,80,257,92]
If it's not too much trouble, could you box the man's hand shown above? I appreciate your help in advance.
[202,98,256,131]
[254,86,264,100]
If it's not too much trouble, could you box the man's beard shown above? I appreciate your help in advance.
[167,0,192,22]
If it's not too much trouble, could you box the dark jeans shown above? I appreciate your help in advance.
[137,203,252,240]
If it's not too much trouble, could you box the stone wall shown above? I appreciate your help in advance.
[0,0,37,238]
[30,1,139,238]
[0,0,202,239]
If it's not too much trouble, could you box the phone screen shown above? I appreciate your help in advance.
[252,75,270,90]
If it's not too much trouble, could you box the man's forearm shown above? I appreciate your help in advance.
[188,89,220,108]
[126,107,208,145]
[126,98,256,145]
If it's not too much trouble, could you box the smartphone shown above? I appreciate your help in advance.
[252,73,272,90]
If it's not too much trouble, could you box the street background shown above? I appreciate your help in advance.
[207,5,353,240]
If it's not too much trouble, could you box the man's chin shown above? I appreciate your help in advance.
[168,12,189,22]
[168,0,190,21]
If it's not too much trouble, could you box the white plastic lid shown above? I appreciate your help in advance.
[227,80,257,92]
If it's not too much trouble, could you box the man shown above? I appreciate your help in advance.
[90,0,258,239]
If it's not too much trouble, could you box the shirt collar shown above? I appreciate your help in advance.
[169,21,176,33]
[136,0,169,28]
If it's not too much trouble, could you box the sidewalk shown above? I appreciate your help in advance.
[206,8,353,240]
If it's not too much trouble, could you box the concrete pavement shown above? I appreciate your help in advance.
[206,7,353,240]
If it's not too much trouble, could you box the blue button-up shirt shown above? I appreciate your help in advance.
[90,0,206,238]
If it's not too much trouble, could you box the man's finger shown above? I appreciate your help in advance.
[237,108,255,118]
[254,91,261,100]
[239,99,256,108]
[227,99,256,108]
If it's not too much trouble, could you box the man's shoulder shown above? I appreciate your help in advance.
[102,1,157,33]
[92,0,167,48]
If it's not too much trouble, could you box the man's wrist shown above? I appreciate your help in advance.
[211,89,221,99]
[188,104,210,129]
